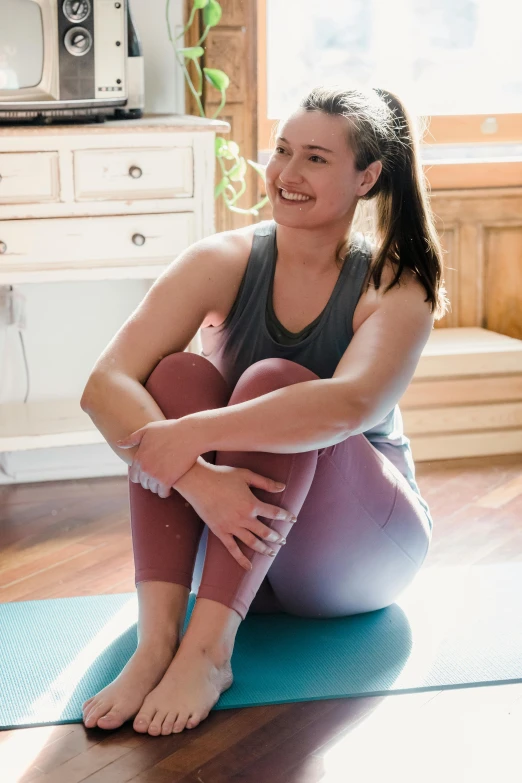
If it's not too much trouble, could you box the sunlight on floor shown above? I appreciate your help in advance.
[0,595,138,781]
[318,563,522,782]
[384,563,476,689]
[319,686,521,782]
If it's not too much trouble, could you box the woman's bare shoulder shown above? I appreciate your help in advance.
[200,223,259,328]
[353,252,413,333]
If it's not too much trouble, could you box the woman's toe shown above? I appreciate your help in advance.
[172,712,190,733]
[161,714,176,735]
[83,699,99,720]
[97,708,126,728]
[147,714,165,736]
[133,707,154,733]
[84,702,107,726]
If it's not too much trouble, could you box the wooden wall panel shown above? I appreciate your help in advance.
[485,228,522,339]
[459,222,483,326]
[431,190,522,222]
[430,189,522,339]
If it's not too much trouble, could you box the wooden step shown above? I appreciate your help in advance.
[401,375,522,409]
[411,327,522,378]
[409,430,522,461]
[401,327,522,461]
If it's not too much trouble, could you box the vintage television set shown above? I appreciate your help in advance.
[0,0,144,124]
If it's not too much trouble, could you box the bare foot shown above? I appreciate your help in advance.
[82,641,177,730]
[132,646,234,735]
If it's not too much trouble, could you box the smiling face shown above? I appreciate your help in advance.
[265,108,382,231]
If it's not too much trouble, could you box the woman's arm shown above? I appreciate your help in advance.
[79,233,243,492]
[80,372,209,494]
[183,378,361,454]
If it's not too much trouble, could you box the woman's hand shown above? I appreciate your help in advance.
[181,462,295,571]
[117,417,205,496]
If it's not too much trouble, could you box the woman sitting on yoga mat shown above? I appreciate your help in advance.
[79,85,449,735]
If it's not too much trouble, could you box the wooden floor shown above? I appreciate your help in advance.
[1,453,522,783]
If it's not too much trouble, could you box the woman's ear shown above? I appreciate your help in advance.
[358,159,382,196]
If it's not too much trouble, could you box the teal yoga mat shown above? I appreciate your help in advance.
[1,563,522,731]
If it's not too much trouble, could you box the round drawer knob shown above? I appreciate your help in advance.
[129,165,142,179]
[132,233,146,246]
[0,241,7,254]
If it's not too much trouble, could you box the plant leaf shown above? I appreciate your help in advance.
[215,176,230,197]
[203,67,230,92]
[178,46,205,60]
[202,0,222,28]
[215,136,228,155]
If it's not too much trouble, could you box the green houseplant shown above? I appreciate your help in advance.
[166,0,270,216]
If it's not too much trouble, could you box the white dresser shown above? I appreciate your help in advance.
[0,113,230,459]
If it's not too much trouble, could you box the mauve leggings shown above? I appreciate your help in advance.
[129,352,432,622]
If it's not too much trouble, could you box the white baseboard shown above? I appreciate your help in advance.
[0,444,128,484]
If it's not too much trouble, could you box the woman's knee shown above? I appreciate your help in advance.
[144,351,229,418]
[231,358,320,403]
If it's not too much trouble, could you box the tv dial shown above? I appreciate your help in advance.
[64,27,93,56]
[63,0,91,23]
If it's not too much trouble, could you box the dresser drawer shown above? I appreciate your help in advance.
[0,152,60,204]
[73,147,194,201]
[0,212,195,271]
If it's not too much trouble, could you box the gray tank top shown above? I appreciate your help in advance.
[200,219,433,530]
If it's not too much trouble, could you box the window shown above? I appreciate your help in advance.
[257,0,522,152]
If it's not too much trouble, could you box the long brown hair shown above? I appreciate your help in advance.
[273,86,450,320]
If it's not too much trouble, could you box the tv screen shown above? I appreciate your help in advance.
[0,0,44,90]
